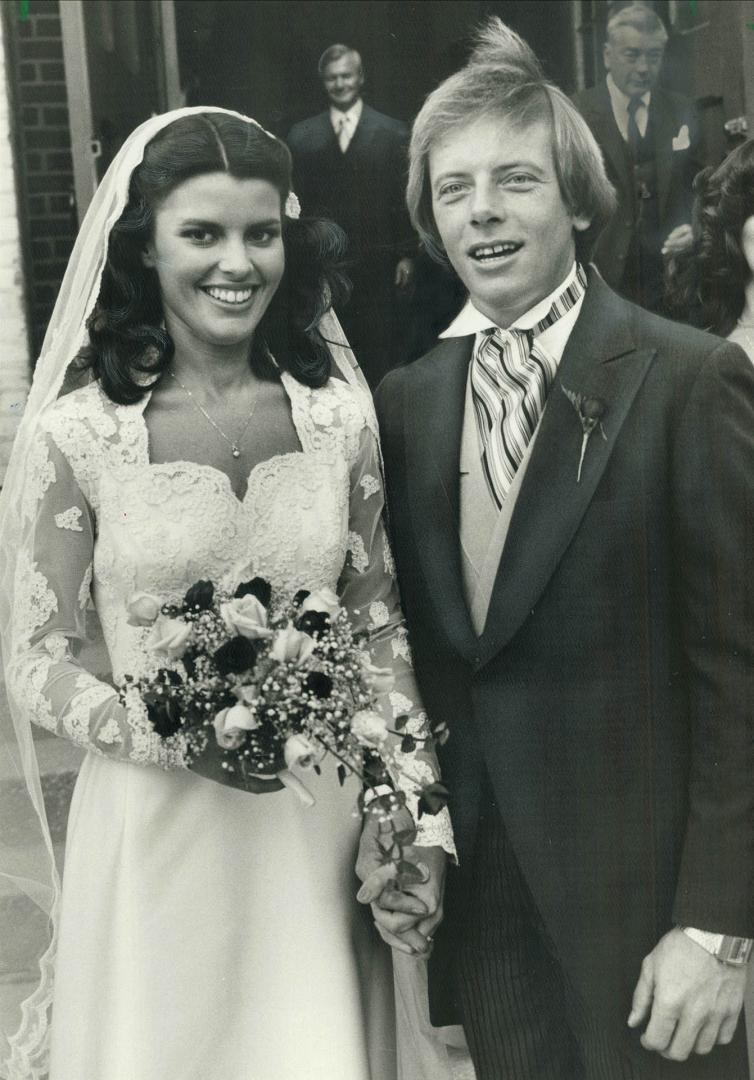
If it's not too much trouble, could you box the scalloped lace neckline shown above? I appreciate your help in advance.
[132,370,307,504]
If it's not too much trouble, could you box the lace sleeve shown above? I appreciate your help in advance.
[337,424,455,856]
[5,429,186,769]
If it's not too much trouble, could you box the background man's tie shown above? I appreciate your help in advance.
[336,115,350,153]
[626,95,643,158]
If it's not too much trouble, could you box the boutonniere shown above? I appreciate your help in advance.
[561,384,607,483]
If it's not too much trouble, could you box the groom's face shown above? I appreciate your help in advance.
[429,113,590,328]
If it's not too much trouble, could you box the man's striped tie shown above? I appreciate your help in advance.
[470,265,586,509]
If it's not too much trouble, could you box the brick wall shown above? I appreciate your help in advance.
[0,8,31,479]
[7,0,76,358]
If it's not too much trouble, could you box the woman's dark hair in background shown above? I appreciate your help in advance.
[666,138,754,336]
[78,113,350,403]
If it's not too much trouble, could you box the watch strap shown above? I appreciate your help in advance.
[681,927,752,965]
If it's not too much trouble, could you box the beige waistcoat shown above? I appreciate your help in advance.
[459,372,542,635]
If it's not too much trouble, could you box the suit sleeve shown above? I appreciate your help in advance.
[670,341,754,936]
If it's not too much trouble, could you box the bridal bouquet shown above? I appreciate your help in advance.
[122,576,448,883]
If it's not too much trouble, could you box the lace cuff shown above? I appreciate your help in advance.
[415,807,455,855]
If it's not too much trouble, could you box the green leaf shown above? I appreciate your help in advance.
[394,714,409,732]
[418,781,450,817]
[393,826,418,846]
[400,734,416,753]
[337,764,347,787]
[434,723,450,747]
[377,836,394,857]
[396,860,429,887]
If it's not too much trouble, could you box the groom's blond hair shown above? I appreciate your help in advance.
[407,18,616,263]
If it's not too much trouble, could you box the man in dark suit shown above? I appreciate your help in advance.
[286,44,415,387]
[573,4,703,312]
[359,17,753,1080]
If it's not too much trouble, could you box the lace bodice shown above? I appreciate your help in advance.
[8,372,453,851]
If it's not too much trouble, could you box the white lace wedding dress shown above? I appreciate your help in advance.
[9,371,452,1080]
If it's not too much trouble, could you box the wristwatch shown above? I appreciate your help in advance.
[681,928,753,966]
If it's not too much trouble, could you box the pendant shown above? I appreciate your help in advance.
[232,447,241,458]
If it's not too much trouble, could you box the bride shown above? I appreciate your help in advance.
[0,107,454,1080]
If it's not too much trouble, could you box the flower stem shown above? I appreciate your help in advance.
[577,432,589,483]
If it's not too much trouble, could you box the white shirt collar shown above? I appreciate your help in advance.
[330,98,363,132]
[606,75,651,139]
[440,262,581,338]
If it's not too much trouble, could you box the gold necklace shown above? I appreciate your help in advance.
[169,370,258,459]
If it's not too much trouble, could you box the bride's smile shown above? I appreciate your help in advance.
[141,171,285,354]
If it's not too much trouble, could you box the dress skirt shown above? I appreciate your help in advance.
[49,754,395,1080]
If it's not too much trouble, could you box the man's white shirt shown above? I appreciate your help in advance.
[440,261,584,369]
[330,98,363,152]
[606,73,650,142]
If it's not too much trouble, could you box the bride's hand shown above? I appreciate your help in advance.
[189,736,284,794]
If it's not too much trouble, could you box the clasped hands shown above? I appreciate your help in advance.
[356,810,446,956]
[628,927,747,1062]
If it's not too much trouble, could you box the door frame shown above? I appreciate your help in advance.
[59,0,182,223]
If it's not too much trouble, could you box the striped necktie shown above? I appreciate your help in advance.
[470,265,587,509]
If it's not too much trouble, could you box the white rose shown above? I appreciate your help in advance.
[151,616,193,659]
[126,591,162,626]
[360,658,395,694]
[224,702,259,731]
[284,733,321,770]
[213,708,245,750]
[220,595,271,639]
[351,709,389,746]
[300,587,340,619]
[270,625,316,665]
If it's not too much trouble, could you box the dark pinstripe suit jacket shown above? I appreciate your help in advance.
[376,271,754,1078]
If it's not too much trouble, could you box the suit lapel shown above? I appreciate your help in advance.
[406,337,479,663]
[586,85,632,199]
[345,103,376,159]
[314,111,338,151]
[477,274,657,667]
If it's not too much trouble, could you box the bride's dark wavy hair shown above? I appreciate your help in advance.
[77,113,350,403]
[666,138,754,336]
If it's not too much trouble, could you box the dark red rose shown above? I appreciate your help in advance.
[581,397,606,421]
[183,580,215,612]
[214,635,259,676]
[234,577,272,608]
[305,671,333,698]
[295,610,330,638]
[417,781,450,818]
[144,692,182,739]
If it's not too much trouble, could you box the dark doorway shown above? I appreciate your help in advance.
[174,0,577,137]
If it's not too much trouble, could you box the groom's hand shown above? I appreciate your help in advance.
[356,815,446,956]
[627,928,747,1061]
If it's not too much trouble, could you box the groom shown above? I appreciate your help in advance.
[366,19,754,1080]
